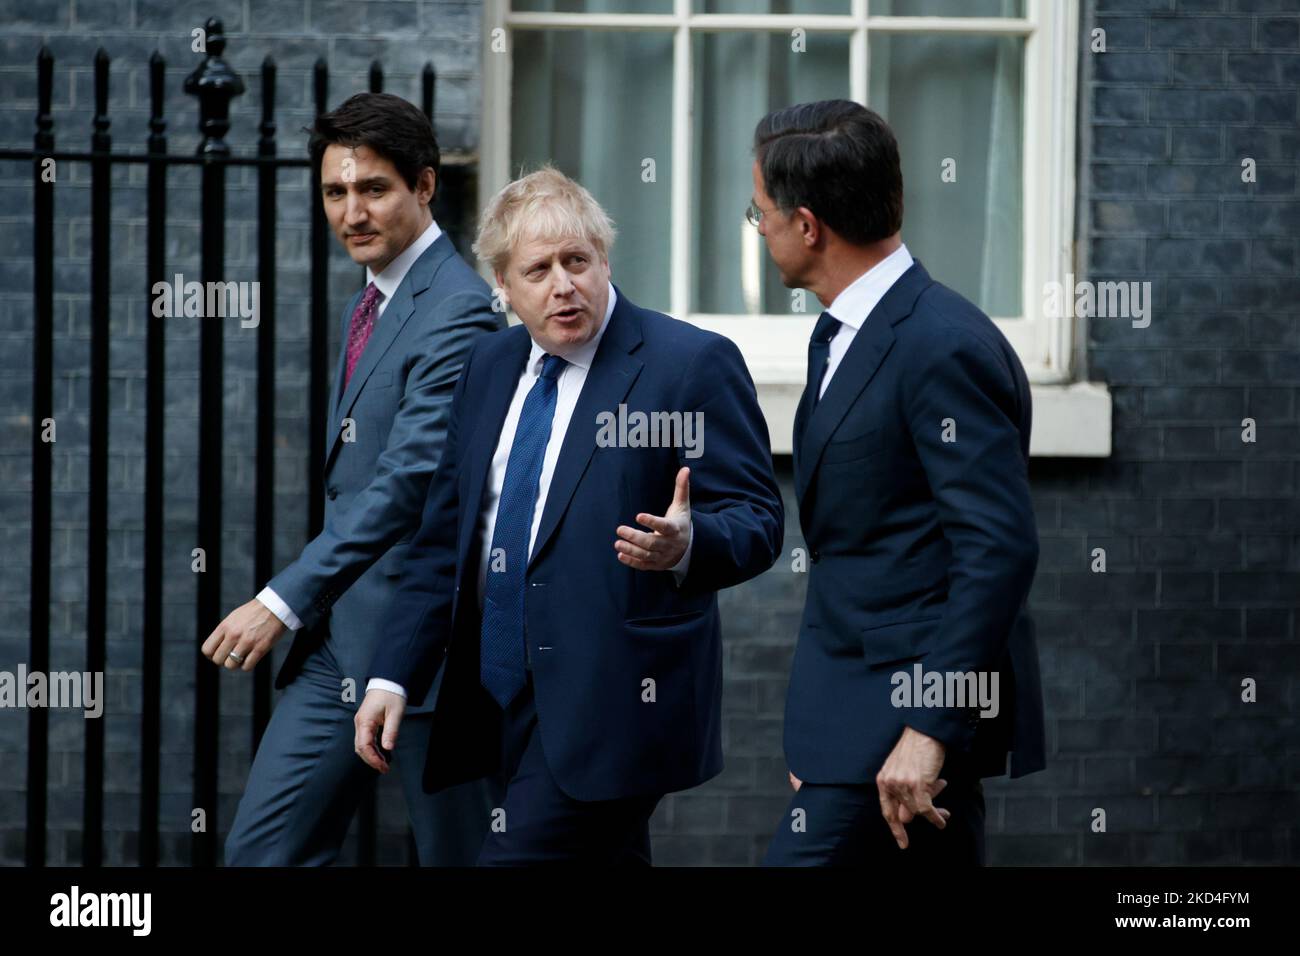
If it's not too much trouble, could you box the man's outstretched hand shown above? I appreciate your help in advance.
[877,725,950,849]
[614,466,691,572]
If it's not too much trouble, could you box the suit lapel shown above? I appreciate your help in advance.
[792,323,827,500]
[456,330,531,573]
[796,319,896,495]
[324,234,456,477]
[795,262,933,518]
[328,289,363,425]
[529,289,643,569]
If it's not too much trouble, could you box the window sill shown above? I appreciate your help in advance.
[753,379,1111,458]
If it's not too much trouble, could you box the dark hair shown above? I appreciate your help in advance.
[752,99,903,245]
[307,92,440,198]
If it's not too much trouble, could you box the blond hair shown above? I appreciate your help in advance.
[473,165,617,275]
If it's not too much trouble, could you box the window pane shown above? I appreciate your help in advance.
[692,32,851,314]
[695,0,850,13]
[868,33,1023,316]
[511,30,674,313]
[872,0,1025,16]
[513,0,674,13]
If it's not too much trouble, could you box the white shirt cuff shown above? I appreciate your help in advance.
[366,678,408,700]
[670,521,693,584]
[257,587,303,631]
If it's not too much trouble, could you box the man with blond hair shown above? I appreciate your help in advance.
[353,166,784,864]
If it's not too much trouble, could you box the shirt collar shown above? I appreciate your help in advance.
[527,281,618,375]
[826,242,914,332]
[366,218,443,301]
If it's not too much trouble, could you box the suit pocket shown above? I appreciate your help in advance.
[625,608,708,638]
[366,369,394,391]
[822,426,882,464]
[862,615,941,668]
[626,609,707,628]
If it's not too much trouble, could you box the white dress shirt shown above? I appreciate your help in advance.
[369,282,692,700]
[256,218,444,631]
[816,243,914,400]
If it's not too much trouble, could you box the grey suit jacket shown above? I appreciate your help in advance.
[271,232,505,712]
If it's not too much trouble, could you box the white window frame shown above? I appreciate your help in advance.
[480,0,1111,456]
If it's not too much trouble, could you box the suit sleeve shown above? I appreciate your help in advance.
[900,327,1039,752]
[267,289,502,630]
[674,334,785,595]
[365,347,473,707]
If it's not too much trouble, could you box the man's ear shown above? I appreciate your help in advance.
[493,271,509,303]
[797,207,821,247]
[418,167,437,205]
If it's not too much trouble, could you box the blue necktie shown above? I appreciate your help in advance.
[794,310,840,443]
[480,353,567,708]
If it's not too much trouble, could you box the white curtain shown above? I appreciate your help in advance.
[870,0,1024,317]
[511,1,675,312]
[511,0,1024,317]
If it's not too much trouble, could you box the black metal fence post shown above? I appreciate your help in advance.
[253,55,278,752]
[140,49,167,869]
[84,46,112,868]
[309,59,329,545]
[185,16,244,868]
[26,45,55,869]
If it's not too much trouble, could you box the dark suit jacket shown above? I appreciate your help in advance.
[368,287,784,800]
[272,232,505,712]
[786,260,1046,782]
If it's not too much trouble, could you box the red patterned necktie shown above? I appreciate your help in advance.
[344,282,383,386]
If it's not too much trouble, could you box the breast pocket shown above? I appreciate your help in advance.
[822,425,882,465]
[363,369,394,393]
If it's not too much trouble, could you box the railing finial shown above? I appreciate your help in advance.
[183,17,245,157]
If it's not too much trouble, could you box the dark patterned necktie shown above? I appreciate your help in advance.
[344,282,382,386]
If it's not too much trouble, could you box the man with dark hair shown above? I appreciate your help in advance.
[202,92,505,866]
[752,99,1045,866]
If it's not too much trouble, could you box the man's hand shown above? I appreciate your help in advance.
[615,467,691,571]
[354,688,406,774]
[877,725,950,849]
[200,598,289,672]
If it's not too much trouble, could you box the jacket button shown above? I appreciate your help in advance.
[327,486,338,500]
[810,549,820,563]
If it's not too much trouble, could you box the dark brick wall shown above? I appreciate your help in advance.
[2,0,1297,867]
[1012,0,1297,864]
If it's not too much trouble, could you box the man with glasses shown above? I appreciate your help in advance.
[751,100,1045,866]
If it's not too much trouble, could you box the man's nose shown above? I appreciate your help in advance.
[551,264,575,295]
[344,191,367,225]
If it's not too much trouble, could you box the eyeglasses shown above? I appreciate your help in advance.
[746,198,777,229]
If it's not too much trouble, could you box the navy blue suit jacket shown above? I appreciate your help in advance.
[369,287,784,801]
[786,260,1046,783]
